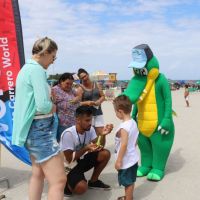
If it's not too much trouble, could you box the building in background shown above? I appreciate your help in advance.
[109,73,117,82]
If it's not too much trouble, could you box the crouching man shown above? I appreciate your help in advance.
[60,105,113,197]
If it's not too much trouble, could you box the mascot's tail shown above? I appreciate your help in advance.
[0,0,31,165]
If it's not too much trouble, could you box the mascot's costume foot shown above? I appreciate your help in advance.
[123,44,174,181]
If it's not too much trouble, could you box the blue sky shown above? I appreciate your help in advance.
[18,0,200,80]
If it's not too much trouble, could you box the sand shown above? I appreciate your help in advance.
[0,88,200,200]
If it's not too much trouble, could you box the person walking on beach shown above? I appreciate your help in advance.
[12,37,66,200]
[184,84,190,107]
[113,95,139,200]
[52,72,81,142]
[77,68,105,136]
[59,105,113,197]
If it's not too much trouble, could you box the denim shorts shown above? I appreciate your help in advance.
[25,115,60,164]
[118,163,138,187]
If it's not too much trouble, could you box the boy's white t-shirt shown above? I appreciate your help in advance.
[115,119,139,169]
[60,125,97,153]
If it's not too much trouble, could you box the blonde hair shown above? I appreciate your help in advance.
[32,37,58,55]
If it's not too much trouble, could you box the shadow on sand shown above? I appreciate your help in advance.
[166,148,185,175]
[135,148,185,200]
[0,167,30,194]
[134,178,158,200]
[64,171,118,200]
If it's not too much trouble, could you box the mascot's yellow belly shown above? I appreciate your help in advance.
[137,84,158,137]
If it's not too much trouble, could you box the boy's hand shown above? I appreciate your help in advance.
[115,160,122,171]
[102,124,113,136]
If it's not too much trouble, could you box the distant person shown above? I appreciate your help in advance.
[113,95,139,200]
[60,105,113,197]
[77,68,105,136]
[12,37,66,200]
[198,85,200,92]
[52,73,81,141]
[184,84,190,107]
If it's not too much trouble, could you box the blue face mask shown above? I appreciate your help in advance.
[129,48,147,69]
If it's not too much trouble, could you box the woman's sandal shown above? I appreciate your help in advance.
[117,196,126,200]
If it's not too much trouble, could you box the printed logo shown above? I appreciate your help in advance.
[0,89,8,132]
[0,123,8,132]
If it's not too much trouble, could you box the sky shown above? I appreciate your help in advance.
[18,0,200,80]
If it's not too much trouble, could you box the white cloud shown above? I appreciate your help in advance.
[18,0,200,80]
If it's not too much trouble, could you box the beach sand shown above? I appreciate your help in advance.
[0,88,200,200]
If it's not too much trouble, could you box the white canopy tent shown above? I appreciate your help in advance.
[90,70,109,81]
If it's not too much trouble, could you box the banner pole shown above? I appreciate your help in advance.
[0,144,1,166]
[0,144,10,191]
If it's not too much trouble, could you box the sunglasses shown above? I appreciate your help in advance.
[52,56,57,61]
[79,74,87,80]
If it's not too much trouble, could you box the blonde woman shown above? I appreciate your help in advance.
[12,37,66,200]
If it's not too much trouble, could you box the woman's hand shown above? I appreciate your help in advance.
[94,100,101,106]
[87,101,96,106]
[69,99,77,104]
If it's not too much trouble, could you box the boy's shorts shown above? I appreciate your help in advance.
[118,163,138,187]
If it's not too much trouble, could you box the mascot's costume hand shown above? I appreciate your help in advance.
[123,44,174,181]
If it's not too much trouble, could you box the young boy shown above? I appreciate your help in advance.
[113,95,139,200]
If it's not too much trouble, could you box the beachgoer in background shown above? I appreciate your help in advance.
[77,68,105,137]
[60,105,113,197]
[52,72,81,141]
[12,37,66,200]
[184,84,190,107]
[113,95,139,200]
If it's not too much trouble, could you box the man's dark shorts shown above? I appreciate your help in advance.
[67,151,99,189]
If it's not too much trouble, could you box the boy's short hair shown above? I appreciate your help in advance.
[75,105,93,118]
[113,95,132,114]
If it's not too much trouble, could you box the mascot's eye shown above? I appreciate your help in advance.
[133,69,140,75]
[140,68,148,76]
[133,68,148,76]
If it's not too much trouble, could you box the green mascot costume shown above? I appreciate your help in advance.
[123,44,174,181]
